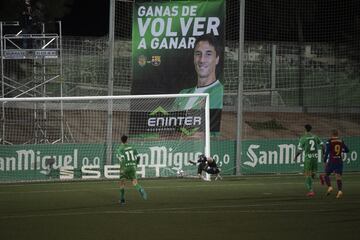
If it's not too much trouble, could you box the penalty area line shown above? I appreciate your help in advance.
[0,201,352,220]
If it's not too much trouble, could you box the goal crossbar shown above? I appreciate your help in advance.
[0,93,210,158]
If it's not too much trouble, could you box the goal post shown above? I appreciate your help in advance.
[0,93,210,182]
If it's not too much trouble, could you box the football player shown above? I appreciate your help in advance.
[189,154,222,181]
[115,135,147,205]
[294,124,323,197]
[322,129,349,198]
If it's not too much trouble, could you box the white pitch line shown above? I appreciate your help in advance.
[0,182,300,195]
[0,180,359,194]
[0,208,329,220]
[1,201,359,220]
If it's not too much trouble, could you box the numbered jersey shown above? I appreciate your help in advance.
[297,133,323,160]
[116,144,139,170]
[324,137,349,164]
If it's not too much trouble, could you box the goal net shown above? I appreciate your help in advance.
[0,94,210,182]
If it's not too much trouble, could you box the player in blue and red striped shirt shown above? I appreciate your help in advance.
[322,129,349,199]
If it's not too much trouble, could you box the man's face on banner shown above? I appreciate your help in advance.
[194,41,219,87]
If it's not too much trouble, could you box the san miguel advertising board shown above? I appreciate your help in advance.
[131,0,225,133]
[0,141,235,181]
[1,138,359,182]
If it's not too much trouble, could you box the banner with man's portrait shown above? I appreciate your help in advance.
[131,0,225,133]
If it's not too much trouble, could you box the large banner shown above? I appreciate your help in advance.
[1,137,359,182]
[131,0,225,132]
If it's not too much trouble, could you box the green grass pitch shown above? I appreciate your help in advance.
[1,174,360,240]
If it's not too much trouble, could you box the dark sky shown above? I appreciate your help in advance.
[58,0,360,42]
[1,0,358,41]
[61,0,109,36]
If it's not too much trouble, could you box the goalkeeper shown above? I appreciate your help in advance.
[115,135,147,205]
[189,154,222,181]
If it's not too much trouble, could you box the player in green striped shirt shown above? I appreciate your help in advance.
[115,135,147,205]
[294,124,323,197]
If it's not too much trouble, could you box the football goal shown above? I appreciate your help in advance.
[0,94,210,182]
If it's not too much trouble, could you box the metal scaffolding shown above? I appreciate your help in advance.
[0,21,64,144]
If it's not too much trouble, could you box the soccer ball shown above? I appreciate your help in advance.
[176,169,185,177]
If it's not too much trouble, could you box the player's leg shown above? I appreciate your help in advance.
[197,163,205,179]
[215,174,222,180]
[304,160,315,196]
[319,163,326,185]
[132,178,147,200]
[207,167,222,180]
[335,174,343,198]
[311,158,318,182]
[304,171,314,196]
[119,178,126,204]
[319,173,325,185]
[325,175,333,195]
[324,164,333,195]
[197,163,210,180]
[334,164,343,199]
[204,168,215,181]
[214,168,222,180]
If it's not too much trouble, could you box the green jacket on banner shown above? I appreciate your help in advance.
[175,80,223,110]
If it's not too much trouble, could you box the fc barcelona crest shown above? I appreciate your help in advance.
[151,56,161,66]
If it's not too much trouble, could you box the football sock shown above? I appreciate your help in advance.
[319,174,325,185]
[305,176,313,191]
[134,184,147,199]
[120,188,125,201]
[325,175,331,187]
[336,179,342,191]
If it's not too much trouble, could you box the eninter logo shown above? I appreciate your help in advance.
[147,106,201,136]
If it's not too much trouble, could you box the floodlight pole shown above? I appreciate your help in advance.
[0,22,4,144]
[106,0,116,165]
[236,0,245,176]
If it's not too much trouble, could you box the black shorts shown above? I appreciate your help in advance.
[205,167,220,175]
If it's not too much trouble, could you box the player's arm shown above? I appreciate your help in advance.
[342,141,349,153]
[294,147,302,161]
[117,154,125,172]
[293,140,303,161]
[133,148,140,164]
[115,148,123,162]
[189,154,207,165]
[321,143,325,157]
[189,160,197,165]
[317,137,324,155]
[323,141,330,163]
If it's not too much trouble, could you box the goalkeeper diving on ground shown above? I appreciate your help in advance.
[189,154,222,181]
